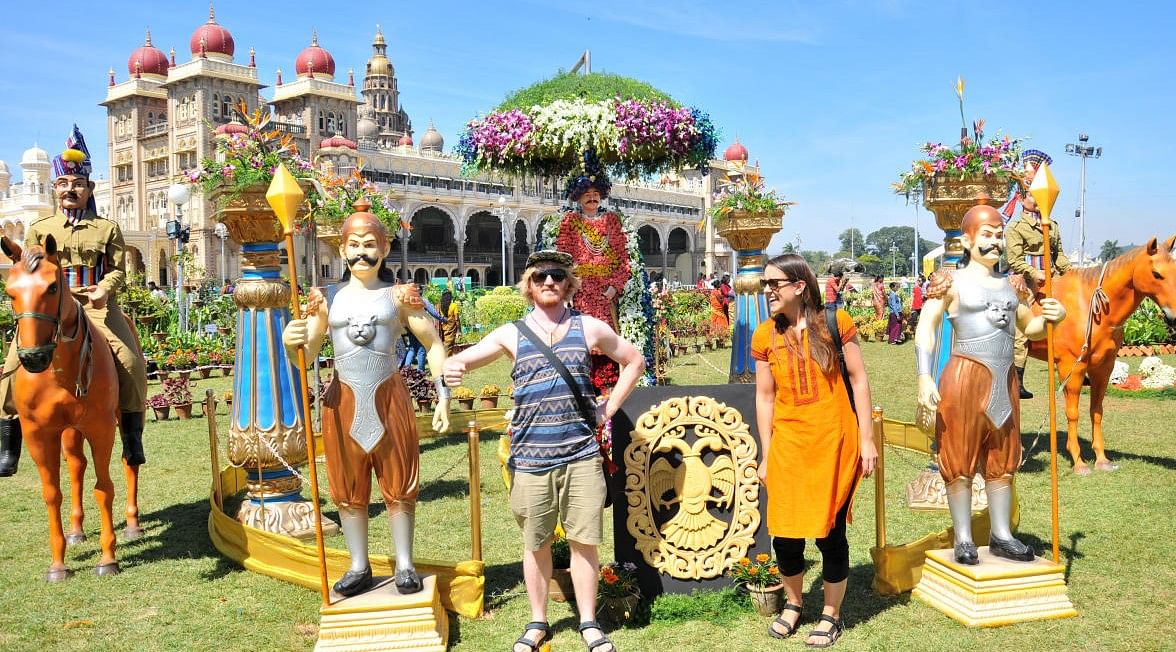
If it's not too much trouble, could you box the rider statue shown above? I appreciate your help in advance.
[282,203,450,597]
[0,125,148,476]
[916,204,1066,565]
[1004,150,1071,399]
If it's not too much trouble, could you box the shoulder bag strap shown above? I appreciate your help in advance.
[514,319,597,427]
[825,307,857,414]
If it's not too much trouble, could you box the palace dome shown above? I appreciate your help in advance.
[21,145,49,166]
[189,6,235,61]
[420,123,443,153]
[320,135,357,150]
[214,118,249,137]
[366,27,393,77]
[295,32,335,79]
[398,134,413,147]
[128,30,169,78]
[357,115,378,139]
[723,139,748,163]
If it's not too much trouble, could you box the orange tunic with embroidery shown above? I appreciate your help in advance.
[751,310,861,539]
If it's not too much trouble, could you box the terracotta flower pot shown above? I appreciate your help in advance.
[152,406,170,421]
[173,403,193,420]
[746,583,785,617]
[458,398,475,411]
[479,397,499,409]
[417,399,431,413]
[198,368,212,379]
[152,331,167,343]
[549,567,576,603]
[222,366,233,377]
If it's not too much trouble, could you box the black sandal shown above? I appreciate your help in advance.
[577,620,616,652]
[768,602,802,639]
[805,614,843,649]
[513,621,550,652]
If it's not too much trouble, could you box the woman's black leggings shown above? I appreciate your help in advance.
[772,498,851,583]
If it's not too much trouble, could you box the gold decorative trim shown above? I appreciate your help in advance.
[233,280,290,309]
[227,423,308,468]
[624,396,760,579]
[716,210,783,252]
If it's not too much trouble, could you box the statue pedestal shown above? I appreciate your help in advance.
[913,547,1076,627]
[316,574,448,651]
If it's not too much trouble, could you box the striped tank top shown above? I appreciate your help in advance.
[509,312,599,473]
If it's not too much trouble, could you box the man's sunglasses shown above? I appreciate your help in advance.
[532,268,569,283]
[759,278,797,290]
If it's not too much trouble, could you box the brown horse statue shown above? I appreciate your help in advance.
[2,235,141,580]
[1029,235,1176,474]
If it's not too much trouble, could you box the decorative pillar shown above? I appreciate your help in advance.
[457,241,465,281]
[214,185,337,539]
[399,225,410,282]
[716,210,783,383]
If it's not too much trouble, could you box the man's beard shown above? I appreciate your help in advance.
[346,253,381,268]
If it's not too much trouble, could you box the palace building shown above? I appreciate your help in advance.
[3,7,756,286]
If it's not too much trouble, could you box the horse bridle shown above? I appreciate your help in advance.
[12,277,69,358]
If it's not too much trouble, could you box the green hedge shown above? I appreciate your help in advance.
[496,72,676,112]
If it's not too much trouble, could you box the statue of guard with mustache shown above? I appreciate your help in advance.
[914,204,1066,565]
[282,202,450,597]
[0,125,148,476]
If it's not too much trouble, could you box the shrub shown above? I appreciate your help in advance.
[648,588,749,625]
[473,290,528,330]
[1124,299,1175,345]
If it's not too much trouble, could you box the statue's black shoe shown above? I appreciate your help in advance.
[333,566,373,597]
[394,568,423,594]
[954,541,979,565]
[990,536,1036,562]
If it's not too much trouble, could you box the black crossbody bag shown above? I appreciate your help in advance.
[826,307,857,414]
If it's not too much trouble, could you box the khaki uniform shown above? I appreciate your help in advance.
[1004,213,1071,367]
[1,211,147,413]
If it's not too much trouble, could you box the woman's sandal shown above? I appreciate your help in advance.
[513,621,550,652]
[768,602,803,639]
[805,614,843,649]
[577,620,616,652]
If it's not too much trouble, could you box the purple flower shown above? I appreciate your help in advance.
[933,159,947,172]
[953,156,967,169]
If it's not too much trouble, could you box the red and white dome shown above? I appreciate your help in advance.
[190,5,235,61]
[319,135,357,150]
[295,32,335,80]
[398,134,413,147]
[128,29,169,79]
[214,119,249,137]
[723,138,748,163]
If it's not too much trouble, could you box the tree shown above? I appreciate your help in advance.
[856,253,886,278]
[1099,239,1121,261]
[839,229,865,257]
[864,226,937,276]
[780,242,796,254]
[799,250,832,274]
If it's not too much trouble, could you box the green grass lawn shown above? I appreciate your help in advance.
[0,346,1173,651]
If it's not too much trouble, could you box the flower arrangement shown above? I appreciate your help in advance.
[147,393,170,409]
[504,383,514,398]
[727,552,783,588]
[479,384,501,398]
[313,168,404,233]
[186,99,317,199]
[551,525,571,569]
[891,79,1023,196]
[195,351,211,367]
[598,561,640,599]
[398,366,436,404]
[160,378,193,406]
[165,349,196,370]
[451,386,475,401]
[458,97,717,178]
[709,168,794,225]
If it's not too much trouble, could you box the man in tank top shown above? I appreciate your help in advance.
[444,251,645,652]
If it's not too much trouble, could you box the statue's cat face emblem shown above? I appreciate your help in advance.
[346,314,377,346]
[985,299,1014,329]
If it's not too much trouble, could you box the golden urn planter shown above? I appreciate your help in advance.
[715,209,784,383]
[922,174,1013,266]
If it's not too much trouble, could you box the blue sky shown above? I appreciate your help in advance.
[1,0,1172,258]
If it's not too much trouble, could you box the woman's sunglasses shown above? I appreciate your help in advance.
[759,278,797,290]
[532,268,569,283]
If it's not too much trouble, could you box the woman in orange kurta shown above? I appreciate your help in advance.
[752,254,877,647]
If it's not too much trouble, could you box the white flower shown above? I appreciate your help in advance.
[1109,360,1130,385]
[1139,356,1164,376]
[1141,365,1176,389]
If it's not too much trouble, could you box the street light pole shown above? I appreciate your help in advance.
[1065,133,1102,266]
[167,183,191,333]
[890,243,898,278]
[214,221,229,284]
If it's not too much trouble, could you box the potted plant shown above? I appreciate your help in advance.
[196,351,212,379]
[549,526,575,603]
[398,366,437,413]
[504,383,514,404]
[147,393,170,421]
[479,384,501,409]
[597,561,641,625]
[710,167,795,251]
[452,386,476,411]
[223,391,233,407]
[162,377,194,420]
[728,553,784,617]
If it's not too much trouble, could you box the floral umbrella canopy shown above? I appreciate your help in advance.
[457,72,718,179]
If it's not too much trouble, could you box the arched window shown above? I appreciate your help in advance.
[211,96,220,117]
[147,111,155,125]
[221,94,231,117]
[326,112,335,134]
[159,111,167,123]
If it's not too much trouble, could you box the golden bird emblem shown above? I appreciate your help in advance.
[648,431,736,551]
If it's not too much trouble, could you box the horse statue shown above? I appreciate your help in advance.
[1029,235,1176,475]
[1,235,140,580]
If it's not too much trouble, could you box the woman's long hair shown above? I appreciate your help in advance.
[440,290,453,316]
[768,253,836,374]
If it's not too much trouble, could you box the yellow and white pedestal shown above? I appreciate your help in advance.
[316,574,448,651]
[913,547,1077,627]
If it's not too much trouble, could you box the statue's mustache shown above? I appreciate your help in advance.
[979,243,1003,256]
[346,253,381,267]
